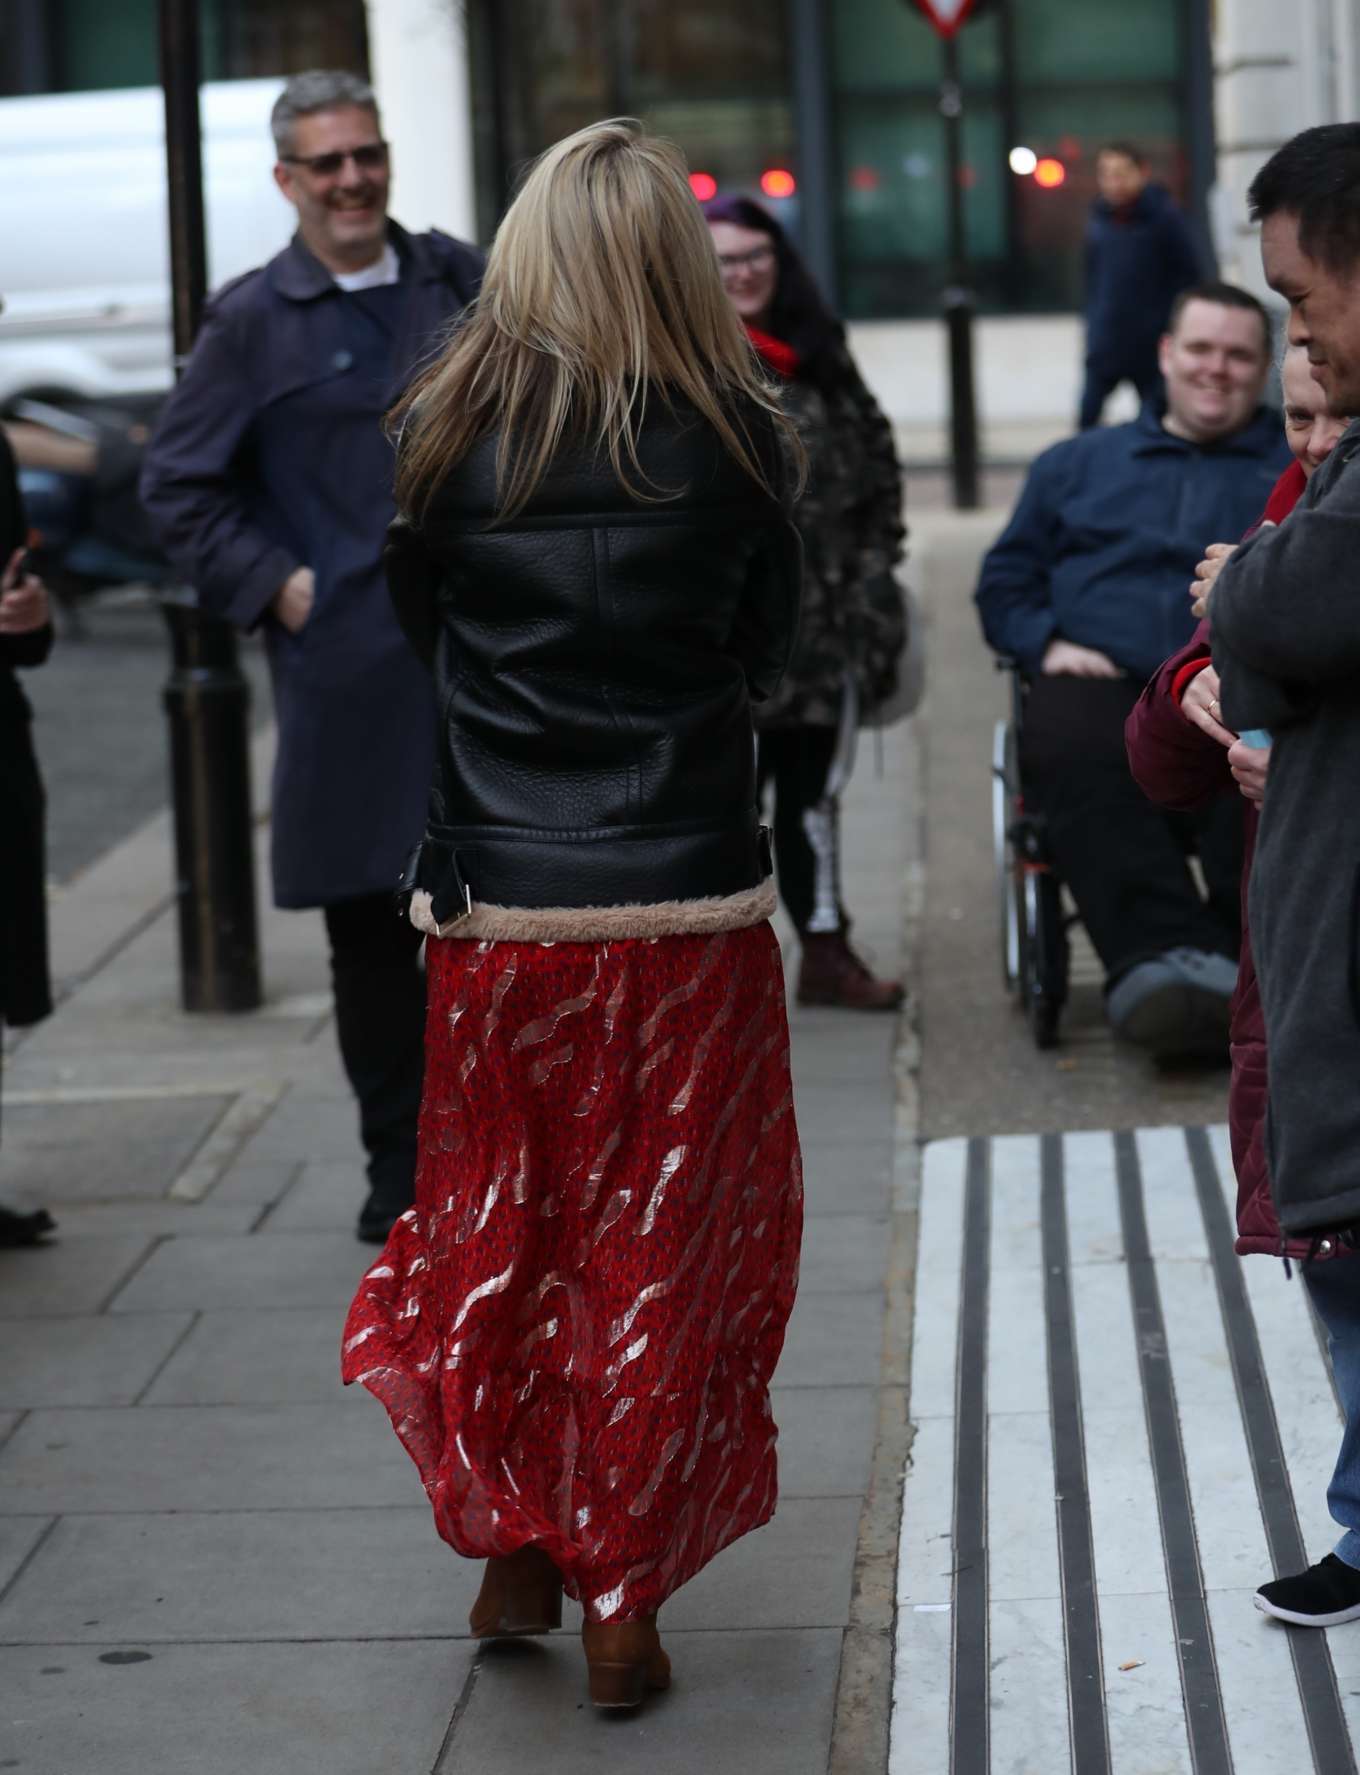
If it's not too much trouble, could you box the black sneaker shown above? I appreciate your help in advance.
[1255,1554,1360,1626]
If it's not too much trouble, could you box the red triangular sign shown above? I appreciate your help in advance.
[914,0,978,37]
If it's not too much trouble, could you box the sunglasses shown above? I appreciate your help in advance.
[281,142,389,178]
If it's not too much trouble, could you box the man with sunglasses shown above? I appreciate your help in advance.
[142,71,483,1244]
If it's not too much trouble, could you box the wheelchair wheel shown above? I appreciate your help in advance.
[1019,868,1068,1049]
[993,719,1020,990]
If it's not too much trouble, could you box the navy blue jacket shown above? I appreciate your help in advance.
[1084,184,1203,373]
[141,222,483,908]
[975,406,1291,684]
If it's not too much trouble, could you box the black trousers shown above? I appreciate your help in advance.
[1018,675,1241,983]
[757,725,843,937]
[1078,352,1163,430]
[323,893,427,1206]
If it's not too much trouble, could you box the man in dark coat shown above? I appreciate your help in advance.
[141,71,484,1242]
[976,281,1290,1057]
[1080,143,1204,429]
[0,430,58,1246]
[1208,121,1360,1633]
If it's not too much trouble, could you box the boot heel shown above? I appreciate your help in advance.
[469,1548,563,1639]
[581,1615,670,1710]
[588,1660,648,1710]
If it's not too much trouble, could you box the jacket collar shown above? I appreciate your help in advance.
[269,219,434,301]
[1129,401,1281,458]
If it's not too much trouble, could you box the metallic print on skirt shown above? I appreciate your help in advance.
[341,923,804,1622]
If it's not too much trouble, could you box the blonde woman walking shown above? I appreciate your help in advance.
[342,119,805,1711]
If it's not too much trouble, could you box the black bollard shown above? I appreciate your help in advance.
[157,0,263,1012]
[944,285,981,511]
[160,586,262,1012]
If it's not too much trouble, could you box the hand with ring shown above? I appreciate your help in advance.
[1178,663,1234,748]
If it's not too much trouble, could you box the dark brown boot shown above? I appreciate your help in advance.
[582,1614,671,1710]
[469,1546,563,1639]
[797,932,904,1012]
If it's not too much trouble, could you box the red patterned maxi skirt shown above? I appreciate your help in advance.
[341,922,803,1622]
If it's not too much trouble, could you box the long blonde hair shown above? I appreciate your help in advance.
[392,118,801,520]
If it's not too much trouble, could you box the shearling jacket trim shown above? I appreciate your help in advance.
[409,880,776,944]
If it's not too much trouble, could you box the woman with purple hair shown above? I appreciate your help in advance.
[706,194,907,1011]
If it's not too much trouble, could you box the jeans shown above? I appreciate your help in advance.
[1303,1253,1360,1570]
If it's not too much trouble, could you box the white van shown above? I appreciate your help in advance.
[0,77,290,410]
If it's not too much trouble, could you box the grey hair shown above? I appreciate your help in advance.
[271,71,379,158]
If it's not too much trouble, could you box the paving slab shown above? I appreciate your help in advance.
[0,1404,421,1514]
[797,1214,890,1294]
[769,1385,877,1498]
[788,1021,898,1086]
[1,1095,232,1203]
[143,1307,347,1406]
[661,1496,860,1632]
[203,1157,302,1209]
[0,1516,50,1595]
[30,1198,260,1238]
[779,1289,886,1387]
[0,1312,193,1409]
[260,1158,370,1232]
[236,1093,365,1165]
[443,1628,843,1774]
[785,1082,896,1146]
[108,1230,371,1314]
[801,1144,893,1218]
[0,1234,154,1318]
[0,1639,470,1775]
[0,1507,476,1645]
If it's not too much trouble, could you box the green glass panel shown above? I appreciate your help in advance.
[832,0,940,92]
[836,94,1005,317]
[625,0,789,98]
[957,9,1003,85]
[1013,0,1180,83]
[56,0,157,89]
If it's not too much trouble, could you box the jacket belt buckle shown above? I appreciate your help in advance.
[430,855,474,927]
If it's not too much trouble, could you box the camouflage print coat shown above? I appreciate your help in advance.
[758,338,907,730]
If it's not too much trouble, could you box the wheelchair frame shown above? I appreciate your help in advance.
[992,665,1072,1049]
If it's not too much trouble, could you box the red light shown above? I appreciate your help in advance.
[760,167,797,199]
[689,171,718,202]
[1034,158,1066,189]
[849,165,880,192]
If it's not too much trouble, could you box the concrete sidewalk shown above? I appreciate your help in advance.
[0,712,918,1772]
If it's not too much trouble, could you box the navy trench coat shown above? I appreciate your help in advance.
[141,222,483,907]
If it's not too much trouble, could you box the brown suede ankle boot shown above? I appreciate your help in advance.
[796,931,904,1012]
[581,1615,671,1710]
[469,1546,563,1639]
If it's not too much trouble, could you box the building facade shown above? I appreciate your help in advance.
[466,0,1214,323]
[1213,0,1360,297]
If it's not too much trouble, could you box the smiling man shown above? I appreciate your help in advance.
[141,72,483,1243]
[976,281,1289,1055]
[1210,125,1360,1629]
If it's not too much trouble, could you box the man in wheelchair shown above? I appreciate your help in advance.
[975,282,1292,1057]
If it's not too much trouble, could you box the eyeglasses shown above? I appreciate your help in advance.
[281,142,389,178]
[717,245,776,278]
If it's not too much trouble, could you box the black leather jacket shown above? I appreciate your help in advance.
[389,399,802,922]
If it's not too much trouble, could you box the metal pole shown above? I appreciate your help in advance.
[941,33,980,510]
[787,0,840,308]
[157,0,262,1012]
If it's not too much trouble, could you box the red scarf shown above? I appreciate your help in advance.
[744,324,800,380]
